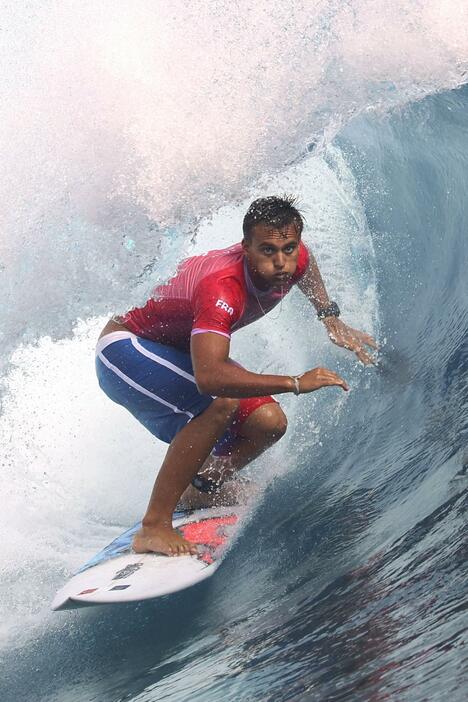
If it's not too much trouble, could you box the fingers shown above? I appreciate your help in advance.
[342,337,376,364]
[328,373,349,391]
[336,331,378,365]
[351,331,379,364]
[300,367,350,393]
[328,322,379,359]
[354,345,377,365]
[318,369,349,392]
[354,330,379,350]
[335,376,349,392]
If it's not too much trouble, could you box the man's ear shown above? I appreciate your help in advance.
[241,238,249,254]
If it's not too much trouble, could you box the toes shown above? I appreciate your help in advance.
[176,540,197,556]
[133,532,199,557]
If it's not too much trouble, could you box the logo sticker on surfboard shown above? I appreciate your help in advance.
[110,584,131,591]
[112,562,144,580]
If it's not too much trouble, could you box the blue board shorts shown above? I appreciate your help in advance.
[95,331,234,454]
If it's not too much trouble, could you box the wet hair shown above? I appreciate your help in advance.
[242,195,304,242]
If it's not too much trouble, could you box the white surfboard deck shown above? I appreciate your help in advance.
[52,506,243,610]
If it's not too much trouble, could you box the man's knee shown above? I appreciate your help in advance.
[243,403,288,443]
[264,405,288,441]
[211,397,240,420]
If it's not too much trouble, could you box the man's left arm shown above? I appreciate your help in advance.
[297,250,378,365]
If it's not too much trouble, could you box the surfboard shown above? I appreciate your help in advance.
[51,505,242,610]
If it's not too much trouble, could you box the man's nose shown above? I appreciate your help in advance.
[274,253,285,268]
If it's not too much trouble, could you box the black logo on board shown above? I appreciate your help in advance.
[112,562,144,580]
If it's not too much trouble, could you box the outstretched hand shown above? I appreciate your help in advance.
[323,317,378,365]
[299,367,349,393]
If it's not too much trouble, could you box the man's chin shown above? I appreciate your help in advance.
[254,274,290,291]
[271,277,290,289]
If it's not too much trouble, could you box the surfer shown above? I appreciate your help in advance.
[96,196,377,556]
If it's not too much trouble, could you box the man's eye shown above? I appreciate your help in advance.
[262,248,274,254]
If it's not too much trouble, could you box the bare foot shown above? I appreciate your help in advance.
[132,524,198,557]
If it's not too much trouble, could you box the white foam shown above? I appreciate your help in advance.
[0,1,466,363]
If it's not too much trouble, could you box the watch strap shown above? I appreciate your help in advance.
[317,301,340,320]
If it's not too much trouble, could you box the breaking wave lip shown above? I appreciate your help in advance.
[1,1,467,368]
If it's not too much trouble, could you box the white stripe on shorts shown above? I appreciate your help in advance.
[98,351,194,419]
[131,337,197,384]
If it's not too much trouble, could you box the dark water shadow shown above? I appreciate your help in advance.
[2,577,217,702]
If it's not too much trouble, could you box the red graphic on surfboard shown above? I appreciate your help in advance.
[178,515,238,565]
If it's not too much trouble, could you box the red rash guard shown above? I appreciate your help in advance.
[120,241,310,351]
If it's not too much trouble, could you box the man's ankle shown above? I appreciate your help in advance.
[142,515,172,529]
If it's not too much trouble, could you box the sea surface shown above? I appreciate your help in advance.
[0,3,467,701]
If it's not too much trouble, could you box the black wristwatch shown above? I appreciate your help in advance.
[317,301,340,320]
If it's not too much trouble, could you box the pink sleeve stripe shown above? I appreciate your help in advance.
[191,328,231,339]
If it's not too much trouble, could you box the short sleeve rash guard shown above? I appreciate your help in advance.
[120,241,310,350]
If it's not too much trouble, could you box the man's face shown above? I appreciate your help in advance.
[242,222,301,290]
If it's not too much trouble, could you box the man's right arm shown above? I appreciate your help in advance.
[191,332,349,397]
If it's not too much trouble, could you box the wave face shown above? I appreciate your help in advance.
[1,3,467,701]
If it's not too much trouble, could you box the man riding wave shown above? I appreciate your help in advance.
[96,196,377,556]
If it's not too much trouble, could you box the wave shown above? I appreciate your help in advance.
[0,3,467,701]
